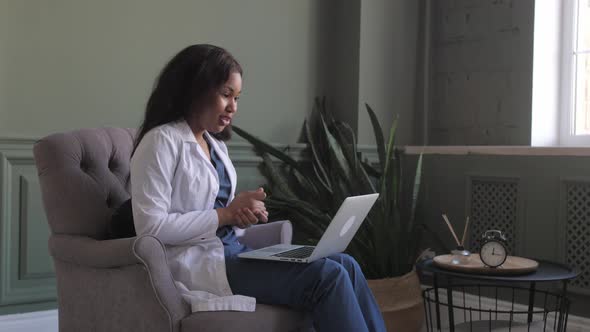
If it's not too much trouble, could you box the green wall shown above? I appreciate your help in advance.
[357,0,420,146]
[0,0,421,146]
[0,0,327,143]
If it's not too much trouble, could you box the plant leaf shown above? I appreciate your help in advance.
[288,165,321,200]
[361,160,381,178]
[407,153,423,232]
[333,121,357,168]
[233,125,302,172]
[332,122,377,194]
[236,102,425,279]
[379,115,399,206]
[365,103,386,173]
[304,119,333,193]
[320,114,353,183]
[311,162,333,194]
[260,153,297,199]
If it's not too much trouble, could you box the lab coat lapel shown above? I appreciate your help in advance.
[176,120,219,181]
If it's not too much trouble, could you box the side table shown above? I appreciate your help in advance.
[416,259,579,332]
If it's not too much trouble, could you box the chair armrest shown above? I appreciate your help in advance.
[49,234,140,268]
[132,235,190,325]
[49,234,190,326]
[235,220,292,249]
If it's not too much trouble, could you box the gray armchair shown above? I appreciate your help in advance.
[33,127,311,332]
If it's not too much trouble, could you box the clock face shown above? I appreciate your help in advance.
[480,241,507,267]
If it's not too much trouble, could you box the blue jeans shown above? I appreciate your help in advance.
[221,234,387,332]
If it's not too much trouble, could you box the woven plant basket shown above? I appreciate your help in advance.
[367,270,424,332]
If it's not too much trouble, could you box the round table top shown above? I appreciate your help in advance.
[417,258,579,282]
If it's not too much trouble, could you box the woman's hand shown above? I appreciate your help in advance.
[235,207,269,229]
[217,188,268,228]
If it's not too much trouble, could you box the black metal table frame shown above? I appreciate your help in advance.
[417,259,579,332]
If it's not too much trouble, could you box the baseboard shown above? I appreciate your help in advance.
[0,309,58,332]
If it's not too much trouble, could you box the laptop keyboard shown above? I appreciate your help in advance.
[272,246,315,259]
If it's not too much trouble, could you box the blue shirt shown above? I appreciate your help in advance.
[209,141,247,254]
[211,146,232,210]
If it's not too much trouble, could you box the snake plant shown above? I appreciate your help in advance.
[233,98,424,279]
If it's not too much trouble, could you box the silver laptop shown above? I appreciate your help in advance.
[238,193,379,263]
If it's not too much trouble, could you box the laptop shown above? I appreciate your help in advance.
[237,193,379,263]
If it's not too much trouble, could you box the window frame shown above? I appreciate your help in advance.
[560,0,590,145]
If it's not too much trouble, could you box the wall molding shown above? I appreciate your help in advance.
[0,148,56,306]
[0,136,380,161]
[9,135,590,157]
[18,176,53,281]
[405,145,590,156]
[0,138,38,149]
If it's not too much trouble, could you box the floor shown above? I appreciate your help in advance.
[0,307,588,331]
[0,310,57,332]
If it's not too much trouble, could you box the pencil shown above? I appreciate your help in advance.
[461,216,470,247]
[442,214,461,246]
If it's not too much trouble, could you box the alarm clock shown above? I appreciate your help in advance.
[480,230,508,268]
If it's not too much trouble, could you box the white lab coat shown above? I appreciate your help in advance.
[130,119,256,312]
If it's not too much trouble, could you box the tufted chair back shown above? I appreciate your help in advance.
[34,128,136,239]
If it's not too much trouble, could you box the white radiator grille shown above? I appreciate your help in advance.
[565,183,590,291]
[469,179,518,253]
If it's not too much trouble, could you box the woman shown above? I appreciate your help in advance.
[130,44,386,332]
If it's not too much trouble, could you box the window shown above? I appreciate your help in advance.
[561,0,590,145]
[573,1,590,134]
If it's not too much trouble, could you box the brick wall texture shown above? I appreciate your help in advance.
[429,0,535,145]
